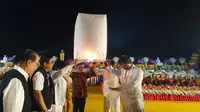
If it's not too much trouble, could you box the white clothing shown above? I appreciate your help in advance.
[108,66,144,112]
[154,90,159,94]
[95,68,120,112]
[32,71,44,91]
[142,89,147,94]
[32,68,52,111]
[3,65,29,112]
[104,96,120,112]
[51,65,74,112]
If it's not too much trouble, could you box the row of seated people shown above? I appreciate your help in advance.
[142,84,200,101]
[143,73,200,87]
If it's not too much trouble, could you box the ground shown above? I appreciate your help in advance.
[69,86,200,112]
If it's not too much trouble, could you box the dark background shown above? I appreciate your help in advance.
[0,0,200,60]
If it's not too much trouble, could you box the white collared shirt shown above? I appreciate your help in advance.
[94,67,120,98]
[32,71,45,91]
[50,65,74,112]
[50,65,73,105]
[33,64,74,91]
[3,65,29,112]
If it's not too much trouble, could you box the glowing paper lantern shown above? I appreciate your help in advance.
[74,13,107,62]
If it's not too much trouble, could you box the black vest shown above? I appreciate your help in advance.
[0,69,31,112]
[29,66,55,111]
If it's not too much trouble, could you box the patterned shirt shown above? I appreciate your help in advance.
[70,69,95,98]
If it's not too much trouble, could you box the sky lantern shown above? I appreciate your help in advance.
[74,13,107,62]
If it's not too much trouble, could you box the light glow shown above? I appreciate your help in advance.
[84,51,97,61]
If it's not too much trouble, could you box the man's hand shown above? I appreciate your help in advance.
[33,90,48,111]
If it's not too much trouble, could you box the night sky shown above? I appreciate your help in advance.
[1,0,200,60]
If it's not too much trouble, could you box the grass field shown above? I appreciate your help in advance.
[69,86,200,112]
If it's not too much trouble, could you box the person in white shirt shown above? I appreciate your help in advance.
[51,60,76,112]
[30,54,55,112]
[1,49,40,112]
[109,55,144,112]
[94,60,120,112]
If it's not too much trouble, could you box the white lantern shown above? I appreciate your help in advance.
[74,13,107,62]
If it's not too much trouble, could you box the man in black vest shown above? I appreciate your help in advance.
[30,54,55,112]
[0,49,40,112]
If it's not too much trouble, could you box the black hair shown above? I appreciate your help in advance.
[14,49,38,64]
[39,54,53,66]
[118,55,132,65]
[53,60,67,70]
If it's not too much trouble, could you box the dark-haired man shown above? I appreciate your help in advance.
[109,55,144,112]
[70,62,96,112]
[0,49,39,112]
[30,55,55,112]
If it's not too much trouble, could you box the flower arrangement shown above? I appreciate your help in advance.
[148,59,156,64]
[137,59,143,64]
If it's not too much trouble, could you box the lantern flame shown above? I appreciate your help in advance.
[84,51,97,61]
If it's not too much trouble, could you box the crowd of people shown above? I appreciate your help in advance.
[0,49,89,112]
[142,84,200,101]
[142,73,200,101]
[0,49,145,112]
[2,49,200,112]
[143,73,200,87]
